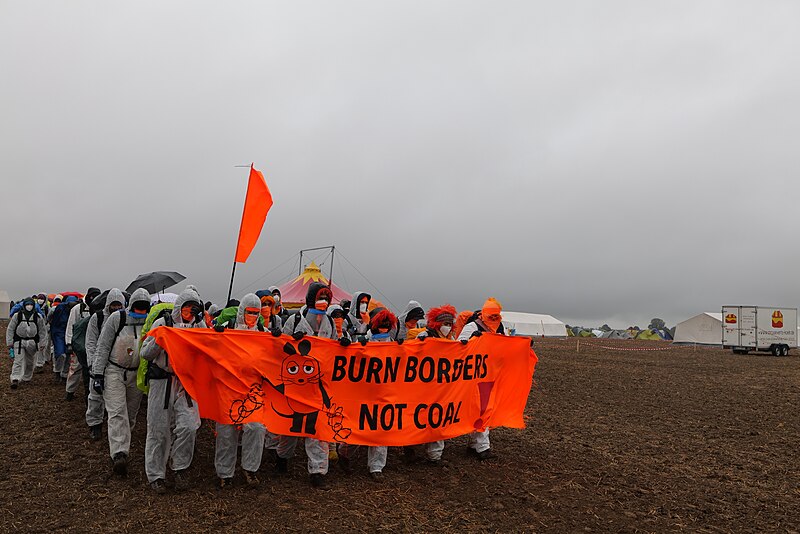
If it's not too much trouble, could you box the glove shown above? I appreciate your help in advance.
[292,332,305,341]
[470,330,483,338]
[357,336,368,346]
[8,348,14,360]
[270,329,282,337]
[460,339,468,345]
[92,376,105,394]
[339,338,351,347]
[396,338,404,345]
[66,343,73,355]
[214,325,226,333]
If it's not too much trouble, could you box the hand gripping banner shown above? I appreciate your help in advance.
[147,328,538,446]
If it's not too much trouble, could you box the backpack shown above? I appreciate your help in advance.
[136,303,174,395]
[466,311,505,335]
[215,305,266,330]
[71,315,92,366]
[12,311,41,345]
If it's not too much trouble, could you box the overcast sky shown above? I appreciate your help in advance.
[3,1,799,328]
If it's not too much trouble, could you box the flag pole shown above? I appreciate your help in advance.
[226,164,253,304]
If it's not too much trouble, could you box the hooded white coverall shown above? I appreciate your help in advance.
[140,287,205,483]
[213,293,267,479]
[92,288,150,459]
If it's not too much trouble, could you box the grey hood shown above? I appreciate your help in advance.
[128,288,151,312]
[236,293,262,328]
[398,300,424,324]
[171,286,203,324]
[347,290,371,323]
[104,288,126,316]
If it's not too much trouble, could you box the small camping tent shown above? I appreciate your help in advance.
[0,290,10,320]
[673,312,722,345]
[600,330,632,340]
[636,329,663,341]
[501,312,567,337]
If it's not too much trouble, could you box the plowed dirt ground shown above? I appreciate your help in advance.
[1,320,798,532]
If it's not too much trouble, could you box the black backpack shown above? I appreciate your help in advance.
[13,311,40,345]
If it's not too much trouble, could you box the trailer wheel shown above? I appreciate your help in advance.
[781,345,790,357]
[771,345,781,357]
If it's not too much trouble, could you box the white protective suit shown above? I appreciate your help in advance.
[85,289,124,428]
[364,328,396,474]
[35,298,51,369]
[458,319,505,454]
[345,290,371,338]
[396,300,424,341]
[278,282,339,476]
[140,287,205,484]
[65,299,91,394]
[92,288,150,459]
[213,293,267,480]
[6,301,46,383]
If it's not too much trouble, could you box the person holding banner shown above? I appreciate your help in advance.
[326,304,348,340]
[345,291,371,338]
[397,300,426,341]
[363,309,399,481]
[417,304,458,464]
[279,282,339,488]
[258,294,283,332]
[457,297,505,461]
[213,293,268,489]
[140,286,205,493]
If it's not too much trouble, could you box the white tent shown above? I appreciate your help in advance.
[673,312,722,345]
[0,290,10,320]
[501,311,567,337]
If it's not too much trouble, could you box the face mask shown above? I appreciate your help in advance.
[181,307,195,323]
[359,303,368,313]
[483,313,502,331]
[129,311,148,319]
[315,300,329,311]
[24,304,34,312]
[371,332,390,340]
[261,306,272,320]
[333,317,344,335]
[406,320,418,329]
[378,327,389,334]
[440,325,452,337]
[273,295,280,304]
[110,303,124,313]
[244,308,260,328]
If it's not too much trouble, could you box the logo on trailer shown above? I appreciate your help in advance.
[724,313,737,324]
[772,310,783,328]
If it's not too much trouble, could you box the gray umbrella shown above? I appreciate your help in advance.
[125,271,186,294]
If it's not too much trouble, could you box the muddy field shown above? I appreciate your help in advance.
[1,319,798,532]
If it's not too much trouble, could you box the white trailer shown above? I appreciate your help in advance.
[721,306,797,356]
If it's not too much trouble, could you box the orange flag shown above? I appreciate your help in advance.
[234,164,273,263]
[146,328,538,446]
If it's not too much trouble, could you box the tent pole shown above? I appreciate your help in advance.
[329,246,335,285]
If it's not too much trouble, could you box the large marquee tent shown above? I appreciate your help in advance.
[501,311,567,337]
[673,312,723,345]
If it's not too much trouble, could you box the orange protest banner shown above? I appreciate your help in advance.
[147,328,538,446]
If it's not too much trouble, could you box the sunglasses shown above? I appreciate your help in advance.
[485,314,502,321]
[245,310,260,316]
